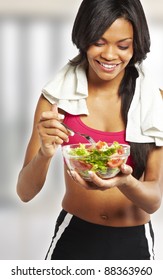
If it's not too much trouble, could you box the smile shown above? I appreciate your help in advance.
[99,62,118,70]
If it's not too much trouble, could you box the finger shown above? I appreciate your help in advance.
[51,103,65,122]
[39,118,66,132]
[120,164,133,175]
[53,135,63,145]
[42,135,63,148]
[67,170,78,182]
[40,111,57,120]
[47,128,69,142]
[89,171,117,189]
[37,117,70,144]
[67,170,91,188]
[38,125,69,143]
[68,170,108,190]
[40,104,64,121]
[40,118,62,129]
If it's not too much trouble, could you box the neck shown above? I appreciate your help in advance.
[87,67,125,97]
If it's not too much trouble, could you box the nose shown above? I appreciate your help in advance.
[101,45,118,60]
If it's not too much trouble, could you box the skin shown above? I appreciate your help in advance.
[17,18,163,227]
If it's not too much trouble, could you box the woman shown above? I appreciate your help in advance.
[17,0,163,260]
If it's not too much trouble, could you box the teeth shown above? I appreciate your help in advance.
[100,62,117,69]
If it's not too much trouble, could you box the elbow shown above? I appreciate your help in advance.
[16,171,37,203]
[16,181,41,203]
[144,197,162,214]
[16,177,29,203]
[16,186,31,203]
[146,206,159,215]
[143,184,163,214]
[149,202,161,214]
[17,180,41,202]
[18,195,31,203]
[16,178,33,203]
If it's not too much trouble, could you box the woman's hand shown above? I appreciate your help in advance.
[68,163,133,190]
[17,98,71,202]
[37,103,70,158]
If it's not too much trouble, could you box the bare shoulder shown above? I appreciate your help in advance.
[35,94,52,115]
[160,89,163,98]
[36,94,66,115]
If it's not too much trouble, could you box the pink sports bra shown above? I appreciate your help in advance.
[62,113,134,168]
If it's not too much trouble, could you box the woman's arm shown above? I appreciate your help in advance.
[117,146,163,213]
[16,94,69,202]
[69,146,163,214]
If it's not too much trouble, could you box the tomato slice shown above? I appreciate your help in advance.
[107,158,123,168]
[70,159,92,171]
[117,146,125,155]
[96,141,107,150]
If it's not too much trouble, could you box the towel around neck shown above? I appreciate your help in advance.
[42,59,163,146]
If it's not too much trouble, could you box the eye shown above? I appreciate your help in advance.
[94,40,105,47]
[118,46,129,50]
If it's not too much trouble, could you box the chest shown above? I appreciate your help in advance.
[81,95,125,132]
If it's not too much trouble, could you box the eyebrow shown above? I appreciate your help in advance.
[99,37,133,43]
[117,38,133,43]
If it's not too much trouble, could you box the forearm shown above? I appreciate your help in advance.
[118,175,162,214]
[17,149,52,202]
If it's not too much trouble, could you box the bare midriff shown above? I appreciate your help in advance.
[59,100,150,227]
[62,166,150,227]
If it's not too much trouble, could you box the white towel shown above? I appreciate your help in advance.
[42,60,163,146]
[126,65,163,146]
[42,62,89,115]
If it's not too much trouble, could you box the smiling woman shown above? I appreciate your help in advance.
[86,18,134,82]
[16,0,163,260]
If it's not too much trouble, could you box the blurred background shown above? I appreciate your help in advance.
[0,0,163,260]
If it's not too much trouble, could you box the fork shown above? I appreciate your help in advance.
[62,123,95,144]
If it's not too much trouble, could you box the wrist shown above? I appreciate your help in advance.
[119,173,139,191]
[38,148,54,161]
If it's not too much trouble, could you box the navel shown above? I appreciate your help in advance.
[101,214,109,220]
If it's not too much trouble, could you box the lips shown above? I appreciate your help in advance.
[99,61,119,70]
[101,62,116,68]
[95,60,121,71]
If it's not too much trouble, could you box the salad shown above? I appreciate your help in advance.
[66,141,130,180]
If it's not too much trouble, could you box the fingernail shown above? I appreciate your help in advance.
[69,131,74,136]
[70,170,76,178]
[67,169,74,176]
[123,164,126,170]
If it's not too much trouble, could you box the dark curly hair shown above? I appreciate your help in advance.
[70,0,156,179]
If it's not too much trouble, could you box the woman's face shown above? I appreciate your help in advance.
[86,18,134,83]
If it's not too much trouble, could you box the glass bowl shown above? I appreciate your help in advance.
[62,141,130,181]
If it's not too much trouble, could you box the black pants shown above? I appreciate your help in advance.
[45,210,154,260]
